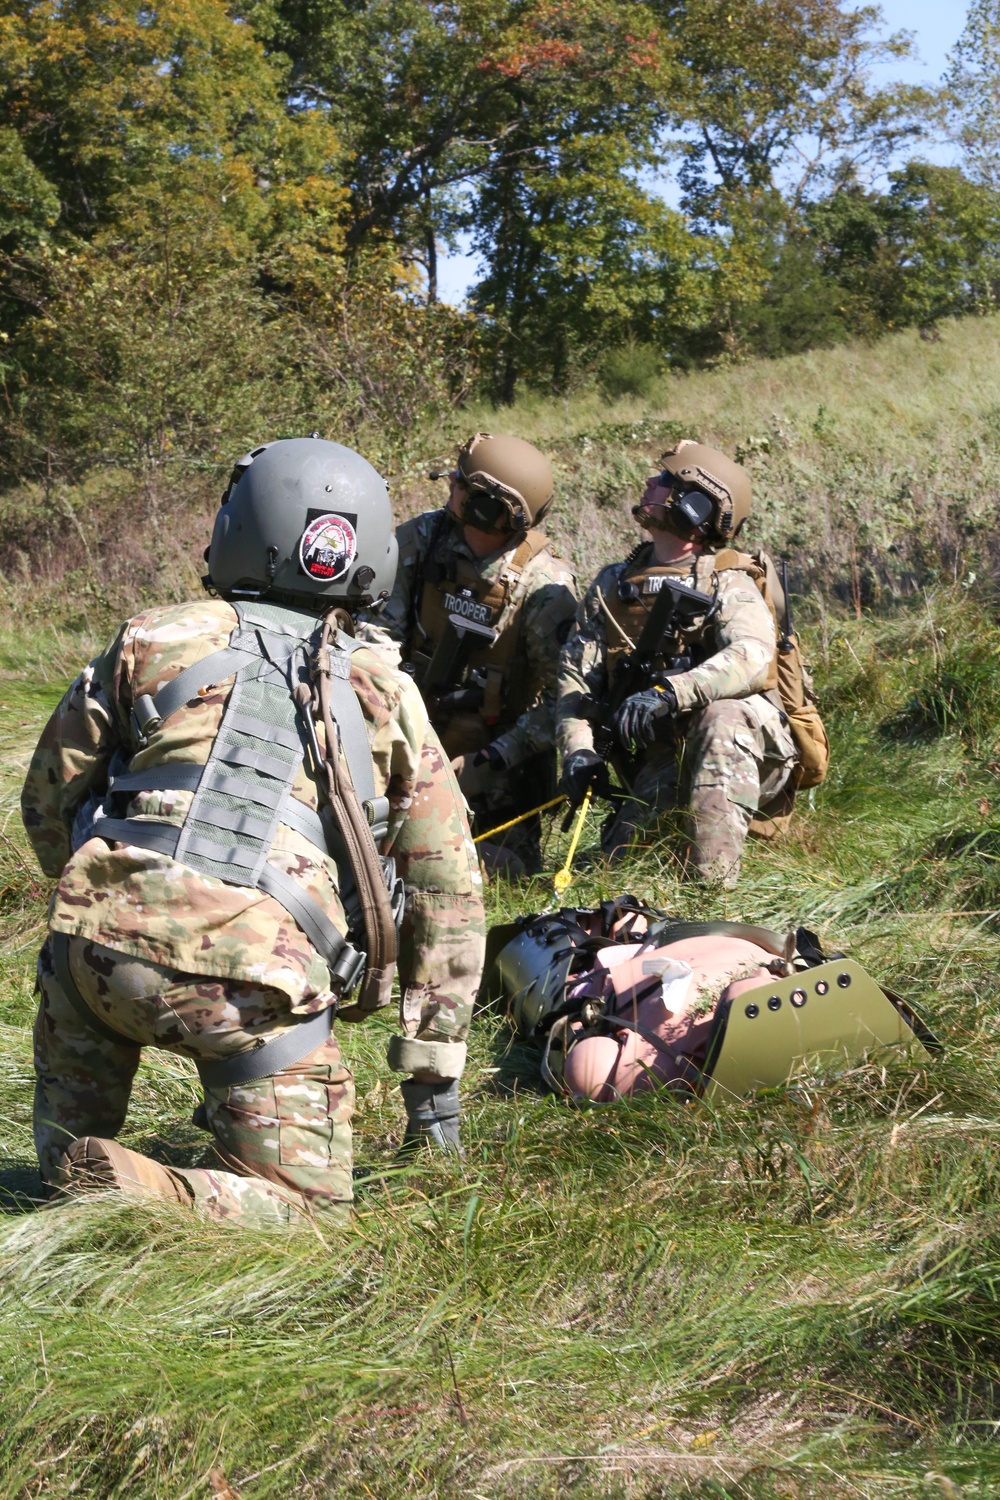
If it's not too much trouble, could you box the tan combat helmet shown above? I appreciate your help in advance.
[454,432,554,533]
[659,439,752,542]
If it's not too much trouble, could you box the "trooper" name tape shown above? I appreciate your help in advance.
[443,591,493,625]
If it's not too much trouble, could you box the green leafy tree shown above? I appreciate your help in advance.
[472,150,702,398]
[0,0,478,484]
[809,162,1000,335]
[0,0,294,236]
[651,0,930,223]
[946,0,1000,190]
[254,0,665,300]
[0,128,59,252]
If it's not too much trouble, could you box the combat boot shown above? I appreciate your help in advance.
[56,1137,192,1206]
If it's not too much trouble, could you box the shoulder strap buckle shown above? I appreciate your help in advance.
[329,943,367,996]
[129,694,162,749]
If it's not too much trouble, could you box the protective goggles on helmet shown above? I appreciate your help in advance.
[429,466,526,533]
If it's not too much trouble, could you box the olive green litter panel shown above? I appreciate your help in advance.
[702,958,936,1103]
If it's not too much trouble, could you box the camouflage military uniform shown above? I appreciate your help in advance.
[361,509,578,868]
[22,599,484,1224]
[558,546,797,886]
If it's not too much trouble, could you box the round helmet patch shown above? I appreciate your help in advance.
[299,513,358,582]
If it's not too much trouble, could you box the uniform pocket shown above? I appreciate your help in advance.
[274,1066,354,1168]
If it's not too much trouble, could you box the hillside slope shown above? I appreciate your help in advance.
[1,326,1000,1497]
[3,314,1000,626]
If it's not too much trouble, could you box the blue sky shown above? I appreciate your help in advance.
[436,0,970,305]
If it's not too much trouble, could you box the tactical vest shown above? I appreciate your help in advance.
[602,542,828,792]
[410,524,552,730]
[602,545,722,682]
[86,601,401,1077]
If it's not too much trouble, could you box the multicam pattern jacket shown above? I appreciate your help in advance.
[558,547,794,761]
[21,599,485,1051]
[360,509,578,766]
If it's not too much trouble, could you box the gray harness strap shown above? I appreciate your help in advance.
[130,645,259,744]
[88,603,386,1090]
[319,659,376,803]
[196,1006,334,1089]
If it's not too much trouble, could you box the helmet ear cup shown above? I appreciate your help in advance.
[668,487,715,538]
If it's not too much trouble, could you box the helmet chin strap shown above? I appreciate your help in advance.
[633,504,678,533]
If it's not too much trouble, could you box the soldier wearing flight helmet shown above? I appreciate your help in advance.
[21,437,485,1221]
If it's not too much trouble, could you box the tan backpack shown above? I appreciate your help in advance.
[713,548,830,833]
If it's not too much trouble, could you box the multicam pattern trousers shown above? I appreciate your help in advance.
[602,700,795,888]
[34,937,355,1226]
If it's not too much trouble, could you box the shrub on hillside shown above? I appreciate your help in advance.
[598,342,663,400]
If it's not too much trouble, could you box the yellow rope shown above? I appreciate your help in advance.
[553,787,592,895]
[473,795,567,843]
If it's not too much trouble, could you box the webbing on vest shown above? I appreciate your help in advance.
[93,601,380,1000]
[603,546,708,680]
[414,527,551,725]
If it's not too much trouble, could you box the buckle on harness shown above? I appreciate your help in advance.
[330,943,366,997]
[363,795,391,842]
[130,694,163,748]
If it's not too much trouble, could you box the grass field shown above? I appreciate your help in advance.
[3,323,1000,1497]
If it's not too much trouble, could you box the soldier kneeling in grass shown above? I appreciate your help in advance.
[359,432,578,875]
[21,438,484,1224]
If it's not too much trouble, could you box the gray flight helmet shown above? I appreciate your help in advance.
[495,923,577,1037]
[207,437,398,610]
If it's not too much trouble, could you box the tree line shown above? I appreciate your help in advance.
[2,0,1000,494]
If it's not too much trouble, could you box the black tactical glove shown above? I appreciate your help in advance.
[613,682,679,751]
[399,1078,463,1155]
[477,743,507,772]
[560,748,611,806]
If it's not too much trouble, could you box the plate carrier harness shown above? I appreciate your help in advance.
[406,512,552,732]
[482,898,938,1097]
[600,543,829,817]
[52,600,404,1091]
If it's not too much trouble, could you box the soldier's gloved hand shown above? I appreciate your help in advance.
[560,748,610,807]
[613,682,679,750]
[452,744,505,801]
[399,1078,463,1155]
